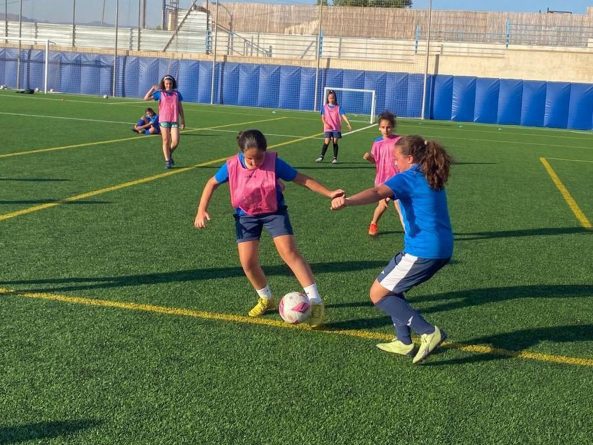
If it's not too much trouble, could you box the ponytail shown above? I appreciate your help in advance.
[396,135,452,190]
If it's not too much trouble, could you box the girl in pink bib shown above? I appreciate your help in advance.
[194,129,344,328]
[362,111,404,236]
[315,90,352,164]
[144,74,186,169]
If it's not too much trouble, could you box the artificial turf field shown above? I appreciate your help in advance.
[1,90,592,444]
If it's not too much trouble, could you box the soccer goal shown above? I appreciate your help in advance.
[0,38,57,94]
[322,86,377,124]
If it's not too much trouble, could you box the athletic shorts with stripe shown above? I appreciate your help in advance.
[377,251,450,295]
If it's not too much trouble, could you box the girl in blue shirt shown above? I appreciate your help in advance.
[331,135,453,364]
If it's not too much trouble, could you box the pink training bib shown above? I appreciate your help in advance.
[323,104,342,131]
[227,151,278,216]
[158,90,180,122]
[371,134,401,185]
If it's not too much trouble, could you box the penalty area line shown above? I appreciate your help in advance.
[1,287,592,368]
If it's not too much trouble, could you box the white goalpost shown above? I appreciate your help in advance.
[1,37,56,94]
[323,86,377,124]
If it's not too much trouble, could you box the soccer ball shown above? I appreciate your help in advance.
[279,292,311,324]
[103,94,108,99]
[0,85,5,90]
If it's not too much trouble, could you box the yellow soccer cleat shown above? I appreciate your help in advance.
[248,297,276,317]
[413,326,447,364]
[308,302,325,328]
[376,338,415,356]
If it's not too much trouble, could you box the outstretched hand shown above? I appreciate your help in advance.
[331,196,347,210]
[194,210,210,229]
[329,189,345,200]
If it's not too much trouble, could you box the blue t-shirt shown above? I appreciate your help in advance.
[214,152,298,216]
[384,165,453,259]
[152,90,183,102]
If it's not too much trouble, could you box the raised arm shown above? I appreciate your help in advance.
[143,85,157,101]
[194,177,221,229]
[292,172,344,199]
[331,184,392,210]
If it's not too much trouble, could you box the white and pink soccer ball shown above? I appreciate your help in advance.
[279,292,311,324]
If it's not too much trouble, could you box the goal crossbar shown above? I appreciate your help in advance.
[323,86,377,124]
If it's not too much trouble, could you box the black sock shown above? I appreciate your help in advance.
[333,143,339,159]
[320,143,329,158]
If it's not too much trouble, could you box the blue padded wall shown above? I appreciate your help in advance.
[567,83,593,130]
[138,58,159,98]
[432,75,454,120]
[299,68,316,111]
[474,78,499,124]
[451,76,476,122]
[178,60,200,103]
[258,65,280,108]
[497,79,523,125]
[384,73,408,118]
[342,69,365,114]
[238,64,259,107]
[364,71,386,117]
[544,82,570,128]
[278,66,301,110]
[520,81,546,127]
[220,62,239,105]
[198,62,213,103]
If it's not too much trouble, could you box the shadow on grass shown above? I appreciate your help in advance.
[455,226,590,241]
[2,260,386,294]
[0,419,102,444]
[427,324,593,366]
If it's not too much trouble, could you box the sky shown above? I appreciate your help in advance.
[3,0,592,28]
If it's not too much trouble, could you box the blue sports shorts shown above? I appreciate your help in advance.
[234,208,294,243]
[377,251,450,295]
[324,131,342,139]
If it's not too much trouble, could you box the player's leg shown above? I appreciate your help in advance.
[369,199,388,236]
[331,135,340,163]
[316,136,331,162]
[170,125,180,152]
[160,126,172,168]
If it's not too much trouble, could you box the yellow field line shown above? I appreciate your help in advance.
[0,121,321,223]
[545,157,593,163]
[540,157,592,229]
[0,116,286,159]
[1,287,592,368]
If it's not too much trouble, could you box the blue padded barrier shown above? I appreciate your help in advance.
[408,73,429,118]
[278,66,301,110]
[567,83,593,130]
[0,48,5,86]
[384,72,407,118]
[520,80,546,127]
[178,60,200,104]
[138,57,160,98]
[432,75,453,120]
[3,48,18,88]
[26,50,45,90]
[238,64,259,107]
[342,69,365,114]
[474,78,499,124]
[364,71,386,117]
[58,52,81,94]
[198,61,213,103]
[299,68,316,111]
[451,76,476,122]
[220,62,240,105]
[497,79,522,125]
[123,56,140,97]
[257,65,280,108]
[544,82,571,128]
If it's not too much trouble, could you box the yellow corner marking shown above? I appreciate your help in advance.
[0,116,287,159]
[1,287,592,368]
[540,157,592,229]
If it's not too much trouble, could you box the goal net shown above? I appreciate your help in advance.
[0,38,58,94]
[323,86,377,124]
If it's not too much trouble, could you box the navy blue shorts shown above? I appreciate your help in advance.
[234,209,294,243]
[324,131,342,139]
[377,252,450,295]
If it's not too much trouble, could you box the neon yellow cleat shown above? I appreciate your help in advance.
[248,297,276,317]
[376,338,414,356]
[308,302,325,328]
[413,326,447,364]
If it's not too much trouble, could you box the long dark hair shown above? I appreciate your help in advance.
[325,89,339,105]
[159,74,177,90]
[396,135,452,190]
[237,129,267,152]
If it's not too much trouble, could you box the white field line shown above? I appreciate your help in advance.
[0,111,134,125]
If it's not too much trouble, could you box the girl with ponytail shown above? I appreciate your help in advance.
[331,135,453,364]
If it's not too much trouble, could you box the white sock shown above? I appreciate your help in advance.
[256,285,273,300]
[303,283,322,304]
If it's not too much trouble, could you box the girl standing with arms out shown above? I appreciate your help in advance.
[194,129,344,328]
[332,135,453,364]
[362,111,404,236]
[315,90,352,164]
[144,74,186,169]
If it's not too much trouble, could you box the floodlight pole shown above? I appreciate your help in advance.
[72,0,76,47]
[112,0,120,97]
[313,2,323,112]
[420,0,433,120]
[210,1,219,105]
[16,0,22,89]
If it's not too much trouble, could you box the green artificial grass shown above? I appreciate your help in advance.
[1,91,592,444]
